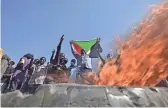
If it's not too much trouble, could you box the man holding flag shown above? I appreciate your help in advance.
[68,38,102,82]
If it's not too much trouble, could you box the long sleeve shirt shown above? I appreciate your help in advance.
[77,53,92,70]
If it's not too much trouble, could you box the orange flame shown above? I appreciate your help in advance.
[47,2,168,87]
[97,2,168,86]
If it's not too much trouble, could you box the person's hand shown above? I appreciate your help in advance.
[60,35,64,41]
[52,49,55,54]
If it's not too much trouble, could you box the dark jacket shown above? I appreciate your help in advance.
[12,56,32,83]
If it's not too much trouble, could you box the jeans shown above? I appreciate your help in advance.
[69,67,92,82]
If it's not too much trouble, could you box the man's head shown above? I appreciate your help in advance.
[39,57,46,65]
[33,59,40,65]
[9,61,15,66]
[81,49,86,55]
[107,53,113,60]
[70,59,76,66]
[60,58,68,65]
[2,54,11,62]
[60,53,65,59]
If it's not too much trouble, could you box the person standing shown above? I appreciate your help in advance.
[9,53,34,91]
[1,54,11,78]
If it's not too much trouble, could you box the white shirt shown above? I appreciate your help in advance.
[77,54,92,69]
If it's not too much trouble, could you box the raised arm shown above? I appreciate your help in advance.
[98,53,105,65]
[54,35,64,65]
[50,49,55,63]
[58,35,64,47]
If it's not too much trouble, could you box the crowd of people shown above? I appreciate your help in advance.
[1,35,113,94]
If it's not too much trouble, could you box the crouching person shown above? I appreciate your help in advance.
[69,49,92,83]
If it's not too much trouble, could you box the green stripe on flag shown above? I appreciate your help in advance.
[73,39,97,52]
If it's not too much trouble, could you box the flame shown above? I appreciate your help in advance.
[47,2,168,87]
[97,2,168,86]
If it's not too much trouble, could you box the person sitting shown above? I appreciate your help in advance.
[69,49,92,83]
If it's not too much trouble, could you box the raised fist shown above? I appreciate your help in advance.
[60,35,64,41]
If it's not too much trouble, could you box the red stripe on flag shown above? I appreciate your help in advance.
[71,42,82,56]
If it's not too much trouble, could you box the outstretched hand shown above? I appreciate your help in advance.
[60,35,64,41]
